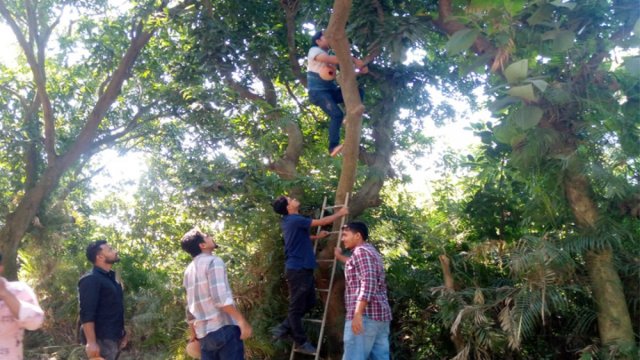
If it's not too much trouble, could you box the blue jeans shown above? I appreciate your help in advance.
[309,87,364,153]
[199,325,244,360]
[343,317,390,360]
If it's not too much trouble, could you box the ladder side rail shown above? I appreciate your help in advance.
[314,193,350,360]
[313,196,329,255]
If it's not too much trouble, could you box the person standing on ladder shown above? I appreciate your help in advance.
[307,30,367,157]
[334,222,392,360]
[271,195,349,355]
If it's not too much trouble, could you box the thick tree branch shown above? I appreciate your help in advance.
[219,65,265,102]
[58,20,155,169]
[267,120,303,180]
[280,0,306,86]
[248,58,277,106]
[0,84,28,107]
[0,0,57,161]
[88,104,161,151]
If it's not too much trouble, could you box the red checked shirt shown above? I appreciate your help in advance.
[344,243,392,321]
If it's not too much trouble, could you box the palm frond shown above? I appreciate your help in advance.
[451,344,470,360]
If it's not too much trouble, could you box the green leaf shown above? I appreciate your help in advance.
[504,59,529,84]
[552,30,575,52]
[446,29,480,55]
[526,79,549,93]
[528,5,553,26]
[550,0,576,10]
[623,56,640,78]
[510,133,526,148]
[504,0,526,16]
[470,0,494,9]
[511,105,543,130]
[508,84,536,102]
[494,122,520,144]
[542,30,559,41]
[545,85,573,105]
[489,96,520,113]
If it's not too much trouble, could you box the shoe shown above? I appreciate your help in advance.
[330,144,343,157]
[271,325,292,342]
[295,342,317,355]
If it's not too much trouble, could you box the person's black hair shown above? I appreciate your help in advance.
[0,252,3,264]
[272,196,289,216]
[181,229,206,258]
[86,240,108,264]
[343,221,369,241]
[311,31,323,48]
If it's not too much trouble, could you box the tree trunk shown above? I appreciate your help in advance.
[564,172,635,349]
[0,164,65,279]
[314,0,366,357]
[439,254,465,352]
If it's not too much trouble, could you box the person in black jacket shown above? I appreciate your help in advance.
[78,240,126,360]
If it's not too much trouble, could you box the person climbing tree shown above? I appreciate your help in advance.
[307,30,367,157]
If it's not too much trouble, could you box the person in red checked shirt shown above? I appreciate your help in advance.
[0,252,45,360]
[334,222,392,360]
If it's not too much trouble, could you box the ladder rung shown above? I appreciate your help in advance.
[328,230,341,234]
[302,318,322,324]
[293,348,318,355]
[316,288,329,293]
[316,259,334,263]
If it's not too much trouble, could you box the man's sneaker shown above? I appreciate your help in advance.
[295,342,317,355]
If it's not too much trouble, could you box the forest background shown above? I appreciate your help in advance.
[0,0,638,359]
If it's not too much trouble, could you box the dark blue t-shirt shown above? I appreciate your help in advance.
[281,214,316,270]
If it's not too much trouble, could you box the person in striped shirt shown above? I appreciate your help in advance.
[181,229,253,360]
[334,222,392,360]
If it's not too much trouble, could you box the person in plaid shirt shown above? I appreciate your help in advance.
[334,222,391,360]
[181,229,252,360]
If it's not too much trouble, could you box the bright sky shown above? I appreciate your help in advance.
[0,25,18,66]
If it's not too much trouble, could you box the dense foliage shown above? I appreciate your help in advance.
[0,0,637,359]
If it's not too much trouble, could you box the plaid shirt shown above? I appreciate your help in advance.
[344,243,392,321]
[183,253,236,339]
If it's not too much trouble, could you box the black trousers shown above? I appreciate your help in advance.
[280,268,316,346]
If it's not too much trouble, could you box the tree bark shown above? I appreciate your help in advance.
[315,1,366,357]
[564,172,635,348]
[0,163,66,278]
[439,254,465,352]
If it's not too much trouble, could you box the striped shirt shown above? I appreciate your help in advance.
[344,243,392,322]
[183,253,236,339]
